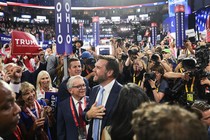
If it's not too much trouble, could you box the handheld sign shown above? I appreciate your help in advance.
[11,30,41,55]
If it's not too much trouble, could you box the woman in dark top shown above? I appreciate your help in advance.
[102,83,150,140]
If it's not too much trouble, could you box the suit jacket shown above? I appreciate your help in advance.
[58,77,90,102]
[83,81,122,140]
[57,96,89,140]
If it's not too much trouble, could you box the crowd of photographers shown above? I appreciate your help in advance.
[0,27,210,139]
[111,36,210,106]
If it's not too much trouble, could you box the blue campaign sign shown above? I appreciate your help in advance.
[54,0,72,55]
[175,5,186,49]
[0,34,11,45]
[151,23,157,46]
[92,16,100,47]
[168,0,190,17]
[79,22,84,41]
[45,92,58,114]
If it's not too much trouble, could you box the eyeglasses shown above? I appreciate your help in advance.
[72,84,86,89]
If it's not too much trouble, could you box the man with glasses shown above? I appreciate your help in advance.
[57,75,89,140]
[58,57,90,102]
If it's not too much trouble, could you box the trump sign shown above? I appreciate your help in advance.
[11,30,41,55]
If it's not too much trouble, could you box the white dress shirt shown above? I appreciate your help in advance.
[95,79,116,107]
[95,79,116,140]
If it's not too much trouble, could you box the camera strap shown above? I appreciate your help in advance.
[133,74,141,86]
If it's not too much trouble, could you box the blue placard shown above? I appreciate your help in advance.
[151,23,157,46]
[168,0,189,17]
[45,92,58,114]
[54,0,72,54]
[0,34,11,45]
[79,23,84,41]
[92,16,100,47]
[175,5,186,49]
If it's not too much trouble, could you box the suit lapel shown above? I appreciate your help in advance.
[90,86,100,106]
[103,81,120,127]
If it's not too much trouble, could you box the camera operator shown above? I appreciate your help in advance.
[141,64,169,103]
[123,57,146,85]
[112,38,128,60]
[148,52,173,73]
[164,58,209,106]
[178,39,195,59]
[123,45,144,83]
[124,45,141,66]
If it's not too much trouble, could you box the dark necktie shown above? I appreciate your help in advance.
[78,101,85,127]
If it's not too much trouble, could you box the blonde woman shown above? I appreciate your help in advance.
[36,70,58,100]
[123,57,146,86]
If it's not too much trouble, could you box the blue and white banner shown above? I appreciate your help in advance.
[92,16,100,47]
[45,92,58,115]
[54,0,72,55]
[151,22,157,46]
[0,33,11,45]
[79,22,84,41]
[175,5,185,49]
[168,0,189,17]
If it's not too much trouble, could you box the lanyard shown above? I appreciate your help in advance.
[185,77,195,93]
[25,100,42,120]
[69,97,86,127]
[133,74,141,86]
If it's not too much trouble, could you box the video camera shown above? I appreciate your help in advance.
[145,72,156,81]
[182,44,209,79]
[128,49,138,55]
[121,53,128,61]
[150,53,162,65]
[167,43,210,107]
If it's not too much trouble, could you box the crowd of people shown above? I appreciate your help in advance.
[0,23,55,42]
[0,24,210,140]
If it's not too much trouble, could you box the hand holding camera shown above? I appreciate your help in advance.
[128,49,138,60]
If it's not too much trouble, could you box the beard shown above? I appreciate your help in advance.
[93,73,107,84]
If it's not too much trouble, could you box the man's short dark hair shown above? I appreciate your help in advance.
[67,57,80,68]
[98,55,119,78]
[132,102,208,140]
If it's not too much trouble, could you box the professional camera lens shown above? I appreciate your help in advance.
[145,72,156,81]
[128,49,138,55]
[151,54,159,62]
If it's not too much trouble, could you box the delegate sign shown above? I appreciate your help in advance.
[11,30,41,55]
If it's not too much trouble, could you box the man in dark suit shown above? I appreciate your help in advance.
[57,75,89,140]
[58,57,90,102]
[83,55,122,140]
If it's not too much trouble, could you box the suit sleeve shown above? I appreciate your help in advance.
[57,103,66,140]
[84,78,91,96]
